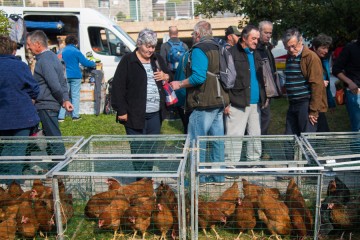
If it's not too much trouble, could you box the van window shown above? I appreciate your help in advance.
[88,27,123,56]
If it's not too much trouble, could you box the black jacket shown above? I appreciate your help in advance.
[111,50,172,129]
[228,41,266,108]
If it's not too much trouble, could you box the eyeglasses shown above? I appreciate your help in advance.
[285,40,301,50]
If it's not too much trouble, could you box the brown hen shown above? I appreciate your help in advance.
[242,178,280,208]
[217,181,240,203]
[234,196,256,239]
[152,198,174,240]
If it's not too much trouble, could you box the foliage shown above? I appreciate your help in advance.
[195,0,360,44]
[0,10,11,35]
[116,11,126,21]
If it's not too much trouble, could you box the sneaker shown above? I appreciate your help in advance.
[58,119,64,122]
[225,175,239,180]
[72,117,82,121]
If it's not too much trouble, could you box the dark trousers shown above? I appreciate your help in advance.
[125,111,161,172]
[317,112,330,132]
[38,109,65,156]
[285,99,317,136]
[261,102,271,135]
[176,106,191,134]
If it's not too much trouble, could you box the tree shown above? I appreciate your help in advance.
[0,10,11,35]
[195,0,360,44]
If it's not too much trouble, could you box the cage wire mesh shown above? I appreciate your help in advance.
[191,135,323,239]
[319,171,360,239]
[301,132,360,170]
[49,134,190,240]
[73,135,188,159]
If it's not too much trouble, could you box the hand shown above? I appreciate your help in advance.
[324,80,329,87]
[153,70,169,82]
[170,81,181,90]
[32,99,36,105]
[224,105,231,115]
[309,114,318,125]
[117,114,128,122]
[348,81,359,94]
[63,101,74,112]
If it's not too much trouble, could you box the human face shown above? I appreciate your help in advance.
[191,30,200,44]
[241,29,260,51]
[284,36,303,57]
[137,43,155,60]
[260,24,273,44]
[26,37,42,55]
[227,34,239,46]
[314,45,329,58]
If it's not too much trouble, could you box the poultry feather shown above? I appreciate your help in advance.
[216,181,240,203]
[233,196,256,240]
[285,178,313,236]
[7,181,24,198]
[198,200,227,240]
[257,188,291,239]
[16,200,40,238]
[98,192,129,239]
[242,178,280,208]
[84,189,119,219]
[327,176,351,204]
[106,178,122,190]
[152,198,174,240]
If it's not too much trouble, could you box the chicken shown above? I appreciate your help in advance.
[319,197,334,236]
[98,192,129,239]
[16,200,40,238]
[242,178,280,208]
[33,199,55,234]
[152,198,174,240]
[7,181,24,198]
[32,179,53,199]
[123,195,156,239]
[198,200,227,240]
[156,181,177,209]
[285,178,313,237]
[257,188,291,239]
[121,178,155,201]
[106,178,122,190]
[233,196,256,240]
[84,189,119,219]
[327,176,351,204]
[0,218,17,240]
[57,178,73,205]
[216,181,240,203]
[171,204,179,240]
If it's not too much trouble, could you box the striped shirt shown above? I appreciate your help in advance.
[284,55,311,101]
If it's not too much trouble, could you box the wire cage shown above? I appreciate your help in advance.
[301,132,360,170]
[72,134,188,159]
[319,170,360,239]
[49,135,190,240]
[191,135,324,239]
[0,136,84,181]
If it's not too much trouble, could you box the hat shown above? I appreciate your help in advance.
[225,26,241,37]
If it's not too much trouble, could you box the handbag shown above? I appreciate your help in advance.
[262,58,281,98]
[335,88,345,105]
[155,59,178,106]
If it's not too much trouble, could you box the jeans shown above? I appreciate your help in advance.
[125,111,161,173]
[188,108,225,183]
[38,109,65,156]
[345,89,360,132]
[58,78,81,119]
[226,104,262,162]
[0,127,32,183]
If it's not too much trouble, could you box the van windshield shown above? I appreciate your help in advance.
[114,25,135,46]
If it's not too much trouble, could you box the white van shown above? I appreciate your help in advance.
[1,6,136,83]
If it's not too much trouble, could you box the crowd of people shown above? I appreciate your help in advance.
[0,20,359,185]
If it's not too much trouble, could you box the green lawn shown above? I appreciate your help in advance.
[60,97,351,138]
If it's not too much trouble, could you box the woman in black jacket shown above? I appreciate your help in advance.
[111,28,172,171]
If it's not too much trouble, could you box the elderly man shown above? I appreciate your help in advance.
[26,30,73,155]
[282,28,327,135]
[171,21,229,186]
[257,20,278,135]
[225,25,266,165]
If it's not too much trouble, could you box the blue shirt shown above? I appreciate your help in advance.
[245,48,260,104]
[62,44,96,79]
[189,48,208,86]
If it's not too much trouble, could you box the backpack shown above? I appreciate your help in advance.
[192,40,236,90]
[167,40,186,71]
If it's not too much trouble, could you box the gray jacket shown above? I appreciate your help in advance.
[33,50,69,111]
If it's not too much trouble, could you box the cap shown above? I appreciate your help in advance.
[225,26,241,37]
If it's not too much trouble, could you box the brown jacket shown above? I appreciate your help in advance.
[299,46,328,117]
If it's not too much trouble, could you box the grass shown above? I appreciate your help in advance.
[60,97,351,138]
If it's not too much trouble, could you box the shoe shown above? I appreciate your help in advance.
[261,153,272,159]
[72,117,82,121]
[225,175,239,180]
[58,119,64,122]
[276,176,292,181]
